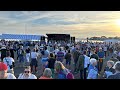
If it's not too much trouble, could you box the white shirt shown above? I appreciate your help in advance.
[62,50,66,56]
[104,46,107,51]
[7,73,16,79]
[35,44,38,49]
[84,55,90,68]
[3,57,14,71]
[31,52,38,59]
[18,73,37,79]
[54,49,59,55]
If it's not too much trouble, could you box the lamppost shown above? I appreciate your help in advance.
[25,23,27,40]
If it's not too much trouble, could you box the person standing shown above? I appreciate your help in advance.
[77,51,90,79]
[3,51,15,74]
[56,47,64,62]
[47,53,56,78]
[41,46,50,71]
[87,58,98,79]
[30,48,38,73]
[0,45,7,62]
[104,45,107,57]
[97,48,105,73]
[73,48,80,73]
[25,46,31,65]
[90,49,99,69]
[18,45,25,67]
[65,50,72,69]
[9,45,15,59]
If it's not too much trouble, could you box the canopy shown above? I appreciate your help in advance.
[2,34,44,40]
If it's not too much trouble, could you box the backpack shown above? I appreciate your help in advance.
[64,69,74,79]
[58,69,74,79]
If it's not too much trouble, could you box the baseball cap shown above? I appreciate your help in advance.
[0,62,8,71]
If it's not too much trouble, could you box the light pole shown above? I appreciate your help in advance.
[25,23,27,40]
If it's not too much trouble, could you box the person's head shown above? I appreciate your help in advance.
[68,50,71,53]
[44,46,47,50]
[49,53,54,58]
[24,66,31,76]
[90,58,97,66]
[33,48,36,52]
[113,61,120,72]
[59,47,62,51]
[55,61,65,73]
[20,45,23,49]
[99,48,102,52]
[43,68,52,78]
[27,46,29,49]
[107,60,114,68]
[83,50,87,55]
[91,49,95,54]
[0,62,8,79]
[6,51,11,57]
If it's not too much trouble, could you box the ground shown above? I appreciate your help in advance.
[13,49,112,79]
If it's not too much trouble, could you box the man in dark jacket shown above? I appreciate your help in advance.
[77,54,85,79]
[73,48,80,73]
[0,45,7,61]
[107,61,120,79]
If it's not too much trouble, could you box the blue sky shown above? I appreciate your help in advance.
[0,11,120,39]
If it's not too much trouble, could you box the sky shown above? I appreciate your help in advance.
[1,11,120,39]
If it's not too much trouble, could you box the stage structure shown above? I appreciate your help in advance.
[46,34,70,42]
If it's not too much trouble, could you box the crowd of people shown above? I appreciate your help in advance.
[0,39,120,79]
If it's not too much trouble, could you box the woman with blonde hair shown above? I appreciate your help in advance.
[55,61,74,79]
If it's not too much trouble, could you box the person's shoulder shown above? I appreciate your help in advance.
[30,74,37,79]
[7,73,16,79]
[107,74,116,79]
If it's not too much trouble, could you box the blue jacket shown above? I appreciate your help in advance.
[98,51,105,58]
[87,64,98,79]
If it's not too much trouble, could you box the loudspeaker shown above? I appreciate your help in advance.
[73,37,75,42]
[41,36,45,40]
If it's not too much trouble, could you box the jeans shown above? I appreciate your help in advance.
[18,55,24,63]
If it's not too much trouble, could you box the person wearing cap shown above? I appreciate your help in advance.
[97,47,105,73]
[0,62,16,79]
[107,61,120,79]
[87,58,98,79]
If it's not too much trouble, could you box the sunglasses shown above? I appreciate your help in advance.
[24,71,30,73]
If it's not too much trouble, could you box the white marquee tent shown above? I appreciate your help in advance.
[1,34,45,40]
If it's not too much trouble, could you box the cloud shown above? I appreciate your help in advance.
[0,11,120,38]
